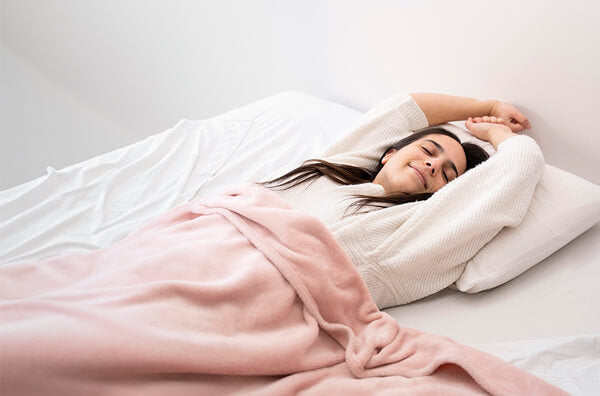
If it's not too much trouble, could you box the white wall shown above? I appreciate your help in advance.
[2,0,599,190]
[1,44,136,189]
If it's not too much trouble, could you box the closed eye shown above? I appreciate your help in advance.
[421,146,432,155]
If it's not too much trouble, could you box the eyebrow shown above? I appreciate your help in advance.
[423,139,459,177]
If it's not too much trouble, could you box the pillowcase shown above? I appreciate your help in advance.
[437,123,600,293]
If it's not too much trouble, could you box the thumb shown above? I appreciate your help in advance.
[465,117,478,133]
[507,121,525,133]
[511,111,532,130]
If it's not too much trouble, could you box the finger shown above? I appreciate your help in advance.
[510,122,524,133]
[511,111,532,130]
[465,117,475,126]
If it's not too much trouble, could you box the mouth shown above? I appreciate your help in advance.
[409,165,427,189]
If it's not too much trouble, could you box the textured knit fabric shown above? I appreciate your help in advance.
[271,94,545,309]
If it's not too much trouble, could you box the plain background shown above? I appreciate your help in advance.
[1,0,599,190]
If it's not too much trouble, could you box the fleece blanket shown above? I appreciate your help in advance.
[0,182,567,395]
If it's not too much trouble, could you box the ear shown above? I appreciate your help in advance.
[382,148,398,164]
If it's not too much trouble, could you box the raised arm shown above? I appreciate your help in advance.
[409,92,531,132]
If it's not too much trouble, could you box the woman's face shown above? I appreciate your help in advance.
[373,134,467,195]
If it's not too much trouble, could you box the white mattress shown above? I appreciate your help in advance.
[1,91,598,395]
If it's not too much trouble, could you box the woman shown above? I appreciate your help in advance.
[0,92,564,396]
[259,93,544,309]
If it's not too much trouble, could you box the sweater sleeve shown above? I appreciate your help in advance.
[316,94,429,170]
[335,134,545,309]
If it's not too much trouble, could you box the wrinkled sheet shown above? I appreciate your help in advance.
[0,91,361,267]
[0,183,566,395]
[474,335,600,396]
[0,118,252,265]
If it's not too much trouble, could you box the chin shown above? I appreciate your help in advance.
[387,182,418,196]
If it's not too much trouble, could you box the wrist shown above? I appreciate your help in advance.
[488,126,515,149]
[486,100,500,116]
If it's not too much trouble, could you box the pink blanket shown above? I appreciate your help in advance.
[0,182,567,395]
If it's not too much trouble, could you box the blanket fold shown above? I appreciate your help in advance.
[0,182,567,395]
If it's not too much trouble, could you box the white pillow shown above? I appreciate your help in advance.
[433,124,600,293]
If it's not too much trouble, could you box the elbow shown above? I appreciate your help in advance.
[498,134,545,179]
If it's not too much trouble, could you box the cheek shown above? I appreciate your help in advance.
[390,155,409,170]
[431,174,451,192]
[429,180,443,193]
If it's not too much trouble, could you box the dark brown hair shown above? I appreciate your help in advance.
[258,128,489,216]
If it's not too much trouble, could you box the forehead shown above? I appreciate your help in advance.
[418,134,467,174]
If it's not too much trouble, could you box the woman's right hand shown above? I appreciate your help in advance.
[488,101,532,132]
[465,116,516,149]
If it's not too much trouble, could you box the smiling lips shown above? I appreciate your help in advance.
[410,165,427,188]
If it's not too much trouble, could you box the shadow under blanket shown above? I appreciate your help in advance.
[0,182,566,395]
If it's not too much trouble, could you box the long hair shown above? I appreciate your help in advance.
[258,128,489,216]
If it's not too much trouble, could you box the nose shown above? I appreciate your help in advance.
[424,158,442,175]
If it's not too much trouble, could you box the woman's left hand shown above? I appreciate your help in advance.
[489,101,532,133]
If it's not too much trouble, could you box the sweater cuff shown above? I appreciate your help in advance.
[403,94,430,130]
[365,93,430,131]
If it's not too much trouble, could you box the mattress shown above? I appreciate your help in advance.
[1,91,598,394]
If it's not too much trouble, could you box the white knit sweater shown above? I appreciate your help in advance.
[273,94,545,309]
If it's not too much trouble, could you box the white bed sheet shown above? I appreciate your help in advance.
[2,91,598,395]
[0,92,361,265]
[0,119,253,264]
[473,335,600,395]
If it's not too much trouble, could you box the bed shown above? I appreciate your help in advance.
[1,91,598,394]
